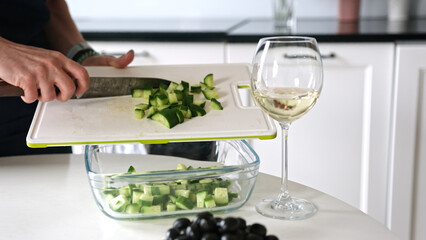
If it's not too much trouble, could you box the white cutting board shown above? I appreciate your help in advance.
[26,64,276,148]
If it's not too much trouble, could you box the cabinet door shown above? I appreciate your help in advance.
[88,41,225,65]
[390,43,426,240]
[226,43,394,225]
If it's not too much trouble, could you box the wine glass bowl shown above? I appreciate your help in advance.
[251,36,323,220]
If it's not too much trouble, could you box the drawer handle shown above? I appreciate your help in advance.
[100,51,150,58]
[283,53,336,60]
[321,53,336,59]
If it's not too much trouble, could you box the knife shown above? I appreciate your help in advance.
[0,77,171,98]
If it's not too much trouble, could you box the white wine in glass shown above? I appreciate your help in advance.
[251,36,323,220]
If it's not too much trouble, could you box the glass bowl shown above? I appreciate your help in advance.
[85,140,259,220]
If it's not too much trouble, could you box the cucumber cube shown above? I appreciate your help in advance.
[125,203,141,214]
[138,193,154,206]
[132,190,144,204]
[168,92,179,104]
[119,186,131,197]
[202,88,218,100]
[190,85,202,93]
[174,189,190,198]
[196,191,208,208]
[210,98,223,110]
[214,188,229,206]
[141,205,162,213]
[176,196,194,210]
[134,108,145,119]
[134,103,149,111]
[204,195,216,208]
[176,163,187,170]
[109,195,130,212]
[167,82,179,92]
[166,203,177,212]
[203,73,214,88]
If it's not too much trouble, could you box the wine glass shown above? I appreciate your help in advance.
[250,36,323,220]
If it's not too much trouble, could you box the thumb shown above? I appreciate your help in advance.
[109,50,135,69]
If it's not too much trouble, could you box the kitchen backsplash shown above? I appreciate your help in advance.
[68,0,426,20]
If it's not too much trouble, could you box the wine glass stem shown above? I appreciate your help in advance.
[278,122,291,202]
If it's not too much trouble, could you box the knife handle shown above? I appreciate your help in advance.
[0,80,24,97]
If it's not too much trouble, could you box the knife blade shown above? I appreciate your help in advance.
[0,77,171,98]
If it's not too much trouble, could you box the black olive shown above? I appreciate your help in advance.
[219,217,239,233]
[246,233,263,240]
[173,218,192,231]
[193,211,214,224]
[248,223,267,237]
[185,223,202,239]
[265,235,279,240]
[220,233,240,240]
[214,217,223,224]
[235,217,246,230]
[199,217,218,233]
[201,232,220,240]
[166,228,180,240]
[175,236,191,240]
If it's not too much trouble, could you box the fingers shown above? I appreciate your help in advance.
[62,60,89,98]
[19,57,89,103]
[81,50,134,69]
[20,80,38,104]
[109,50,134,69]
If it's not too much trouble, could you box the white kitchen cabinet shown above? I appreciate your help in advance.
[389,42,426,240]
[88,41,225,65]
[226,42,394,226]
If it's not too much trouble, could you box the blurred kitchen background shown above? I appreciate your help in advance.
[67,1,426,240]
[68,0,425,20]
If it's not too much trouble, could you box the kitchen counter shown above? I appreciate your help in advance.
[0,153,398,240]
[76,17,426,43]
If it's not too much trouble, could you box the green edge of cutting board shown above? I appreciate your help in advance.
[26,133,277,148]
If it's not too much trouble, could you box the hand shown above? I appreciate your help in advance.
[0,38,89,103]
[81,50,135,68]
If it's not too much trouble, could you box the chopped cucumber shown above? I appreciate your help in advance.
[167,203,177,212]
[176,163,187,170]
[138,193,154,206]
[125,203,141,214]
[176,196,194,210]
[141,205,162,213]
[109,195,130,212]
[190,85,202,93]
[151,109,180,128]
[203,73,214,88]
[104,164,238,214]
[210,98,223,110]
[134,108,144,119]
[204,195,216,208]
[196,191,208,208]
[214,188,229,206]
[202,88,219,100]
[174,189,191,198]
[131,73,223,127]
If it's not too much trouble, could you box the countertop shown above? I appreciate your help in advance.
[0,153,398,240]
[76,17,426,43]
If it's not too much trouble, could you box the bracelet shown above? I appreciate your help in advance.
[74,49,99,64]
[66,42,99,64]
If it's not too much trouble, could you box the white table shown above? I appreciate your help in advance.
[0,154,398,240]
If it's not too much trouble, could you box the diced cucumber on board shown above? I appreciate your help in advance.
[131,73,223,128]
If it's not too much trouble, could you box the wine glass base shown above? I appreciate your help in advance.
[255,197,317,220]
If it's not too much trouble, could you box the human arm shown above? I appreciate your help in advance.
[43,0,134,68]
[0,37,89,103]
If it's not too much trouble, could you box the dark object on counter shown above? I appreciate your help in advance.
[147,141,217,161]
[166,211,279,240]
